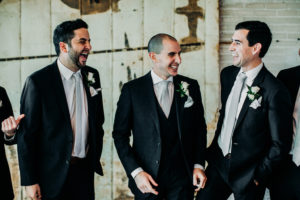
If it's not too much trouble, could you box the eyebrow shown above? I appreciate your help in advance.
[232,39,241,43]
[78,38,91,42]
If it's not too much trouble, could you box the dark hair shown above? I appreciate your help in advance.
[235,21,272,58]
[147,33,177,54]
[53,19,88,56]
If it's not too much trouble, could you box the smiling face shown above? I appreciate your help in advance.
[229,29,254,69]
[151,38,182,80]
[67,28,91,69]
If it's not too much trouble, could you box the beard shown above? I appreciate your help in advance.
[68,46,85,69]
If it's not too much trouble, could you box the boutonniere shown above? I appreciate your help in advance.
[177,81,194,108]
[247,85,262,109]
[0,99,2,108]
[85,72,101,97]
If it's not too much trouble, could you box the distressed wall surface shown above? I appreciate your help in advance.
[0,0,219,199]
[1,0,299,199]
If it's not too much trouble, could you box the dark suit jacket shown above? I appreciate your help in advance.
[0,86,15,200]
[17,61,104,198]
[277,65,300,107]
[113,72,207,196]
[207,65,293,193]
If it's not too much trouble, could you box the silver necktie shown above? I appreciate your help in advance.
[159,80,171,118]
[220,72,247,156]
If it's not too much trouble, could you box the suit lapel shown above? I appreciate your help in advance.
[51,61,71,123]
[235,66,267,129]
[173,76,186,140]
[143,73,160,135]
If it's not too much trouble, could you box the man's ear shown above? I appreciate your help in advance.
[59,42,68,53]
[252,43,262,56]
[149,52,157,63]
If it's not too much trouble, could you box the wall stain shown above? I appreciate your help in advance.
[175,0,205,44]
[124,33,130,48]
[61,0,121,15]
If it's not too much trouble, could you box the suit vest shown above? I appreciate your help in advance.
[155,97,187,185]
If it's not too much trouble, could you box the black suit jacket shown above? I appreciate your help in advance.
[207,65,293,193]
[17,61,104,198]
[0,86,15,200]
[277,65,300,107]
[113,72,207,195]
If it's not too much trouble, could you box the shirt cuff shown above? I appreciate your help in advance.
[131,167,144,178]
[194,164,204,170]
[4,133,15,142]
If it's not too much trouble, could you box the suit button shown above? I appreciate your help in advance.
[155,160,159,165]
[233,142,238,146]
[66,160,69,165]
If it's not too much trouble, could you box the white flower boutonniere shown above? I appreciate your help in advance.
[87,72,95,86]
[86,72,101,97]
[177,81,194,108]
[247,85,262,109]
[0,99,2,108]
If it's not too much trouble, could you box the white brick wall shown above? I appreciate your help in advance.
[220,0,300,75]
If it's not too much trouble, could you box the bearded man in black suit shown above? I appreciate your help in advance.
[113,33,207,200]
[2,19,105,200]
[196,21,293,200]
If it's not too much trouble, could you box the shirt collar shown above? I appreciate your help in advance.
[57,59,81,80]
[151,70,173,85]
[239,62,263,82]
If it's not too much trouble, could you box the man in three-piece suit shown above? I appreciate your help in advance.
[3,19,105,200]
[269,65,300,200]
[112,33,207,200]
[196,21,293,200]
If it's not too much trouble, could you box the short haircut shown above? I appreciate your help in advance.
[53,19,88,56]
[235,21,272,58]
[147,33,177,54]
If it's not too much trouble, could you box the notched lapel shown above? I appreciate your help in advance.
[144,73,160,135]
[52,63,71,123]
[173,77,185,140]
[235,66,267,130]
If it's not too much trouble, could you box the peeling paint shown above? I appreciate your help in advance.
[61,0,121,15]
[124,33,130,48]
[175,0,205,44]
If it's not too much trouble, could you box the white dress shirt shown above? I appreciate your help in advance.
[57,59,89,158]
[218,63,263,154]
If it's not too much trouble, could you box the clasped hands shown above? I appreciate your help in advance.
[134,168,207,195]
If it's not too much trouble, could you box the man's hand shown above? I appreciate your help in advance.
[254,179,259,186]
[1,114,25,136]
[25,184,42,200]
[193,168,207,191]
[134,171,159,195]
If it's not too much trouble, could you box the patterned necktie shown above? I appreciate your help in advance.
[159,80,171,118]
[292,88,300,166]
[220,72,247,156]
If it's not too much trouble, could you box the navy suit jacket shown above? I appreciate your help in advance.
[207,65,293,193]
[113,72,207,196]
[17,61,104,198]
[0,86,15,200]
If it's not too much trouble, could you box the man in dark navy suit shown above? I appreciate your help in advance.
[197,21,293,200]
[2,19,105,200]
[113,33,207,200]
